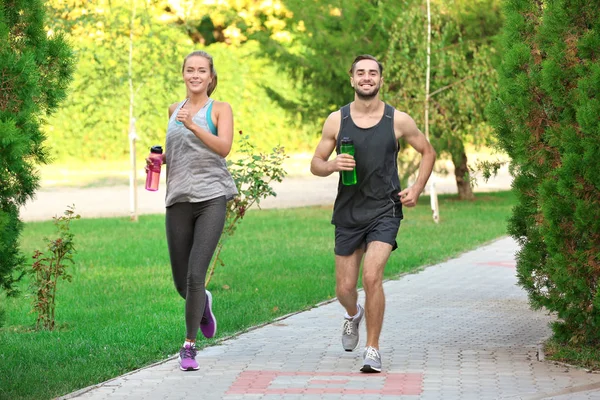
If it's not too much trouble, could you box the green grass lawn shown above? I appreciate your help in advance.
[1,191,515,399]
[544,339,600,372]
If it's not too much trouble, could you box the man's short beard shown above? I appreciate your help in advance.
[355,87,379,100]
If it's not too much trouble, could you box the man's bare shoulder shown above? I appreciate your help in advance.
[393,109,415,124]
[322,109,342,138]
[393,109,420,137]
[325,109,342,124]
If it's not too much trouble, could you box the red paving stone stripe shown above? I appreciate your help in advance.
[226,370,423,396]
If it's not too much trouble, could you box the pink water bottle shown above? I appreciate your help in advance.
[145,145,163,191]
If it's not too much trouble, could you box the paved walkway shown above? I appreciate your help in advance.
[25,170,600,399]
[59,237,600,400]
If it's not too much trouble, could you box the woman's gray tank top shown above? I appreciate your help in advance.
[164,98,238,207]
[331,103,403,227]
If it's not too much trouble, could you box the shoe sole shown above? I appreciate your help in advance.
[360,365,381,373]
[344,343,358,352]
[201,290,217,338]
[179,365,200,371]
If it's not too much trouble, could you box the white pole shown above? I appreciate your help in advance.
[129,118,138,222]
[425,0,439,223]
[128,0,138,222]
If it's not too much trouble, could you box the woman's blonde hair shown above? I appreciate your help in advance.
[182,50,218,96]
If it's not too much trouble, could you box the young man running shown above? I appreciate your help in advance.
[310,54,436,372]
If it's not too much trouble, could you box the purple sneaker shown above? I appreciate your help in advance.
[178,344,199,371]
[200,290,217,338]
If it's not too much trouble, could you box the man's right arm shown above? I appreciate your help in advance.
[311,111,355,177]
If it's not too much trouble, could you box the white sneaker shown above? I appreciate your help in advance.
[341,304,364,351]
[360,346,382,373]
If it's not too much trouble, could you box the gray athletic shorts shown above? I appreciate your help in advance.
[334,215,401,256]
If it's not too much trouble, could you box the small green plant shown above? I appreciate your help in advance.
[29,205,80,331]
[206,133,287,286]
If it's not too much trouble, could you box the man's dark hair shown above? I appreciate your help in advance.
[349,54,384,76]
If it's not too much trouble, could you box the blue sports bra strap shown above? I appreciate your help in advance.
[206,99,217,136]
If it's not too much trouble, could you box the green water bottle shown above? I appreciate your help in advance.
[340,137,357,186]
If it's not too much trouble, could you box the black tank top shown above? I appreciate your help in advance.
[331,103,403,227]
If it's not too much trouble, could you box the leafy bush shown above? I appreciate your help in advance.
[206,133,287,286]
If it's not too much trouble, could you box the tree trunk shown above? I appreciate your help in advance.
[453,151,474,200]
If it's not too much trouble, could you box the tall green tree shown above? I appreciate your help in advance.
[488,0,600,344]
[0,0,74,295]
[385,0,502,199]
[252,0,399,117]
[250,0,502,199]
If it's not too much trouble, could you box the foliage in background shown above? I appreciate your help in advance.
[44,0,191,161]
[248,0,502,199]
[29,206,80,331]
[385,0,502,199]
[0,0,74,297]
[151,0,291,46]
[488,0,600,345]
[42,0,317,163]
[251,0,400,118]
[207,133,287,286]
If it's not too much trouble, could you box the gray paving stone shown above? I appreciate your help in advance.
[59,237,600,400]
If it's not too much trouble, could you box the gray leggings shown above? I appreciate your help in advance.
[165,196,226,340]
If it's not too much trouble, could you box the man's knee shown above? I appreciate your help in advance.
[336,279,357,297]
[362,271,383,292]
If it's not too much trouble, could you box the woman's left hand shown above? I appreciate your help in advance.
[176,108,193,128]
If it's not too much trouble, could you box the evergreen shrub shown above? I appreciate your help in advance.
[488,0,600,344]
[0,0,74,295]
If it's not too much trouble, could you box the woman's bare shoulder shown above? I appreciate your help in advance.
[168,101,180,117]
[212,100,232,110]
